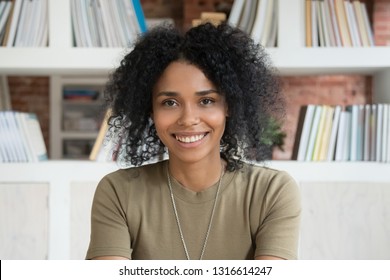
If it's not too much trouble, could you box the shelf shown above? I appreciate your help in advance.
[61,132,98,139]
[0,46,389,76]
[0,47,125,75]
[269,47,390,75]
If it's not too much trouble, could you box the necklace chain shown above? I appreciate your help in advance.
[167,163,224,260]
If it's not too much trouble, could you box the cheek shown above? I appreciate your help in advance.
[152,112,171,134]
[207,110,227,127]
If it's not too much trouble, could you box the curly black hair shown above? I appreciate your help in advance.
[104,22,284,171]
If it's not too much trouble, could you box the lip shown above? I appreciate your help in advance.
[172,132,209,146]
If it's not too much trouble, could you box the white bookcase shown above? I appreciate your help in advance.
[50,76,107,159]
[0,0,388,158]
[0,0,390,259]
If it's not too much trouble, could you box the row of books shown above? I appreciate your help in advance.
[228,0,278,47]
[71,0,147,47]
[0,111,48,163]
[292,104,390,162]
[63,87,100,101]
[0,0,48,47]
[306,0,375,47]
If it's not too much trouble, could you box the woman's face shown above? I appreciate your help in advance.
[152,61,228,165]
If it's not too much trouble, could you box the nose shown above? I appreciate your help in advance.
[177,104,200,126]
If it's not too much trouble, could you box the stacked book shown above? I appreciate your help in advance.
[70,0,147,47]
[0,0,48,47]
[0,111,48,162]
[305,0,375,47]
[292,104,390,162]
[228,0,278,47]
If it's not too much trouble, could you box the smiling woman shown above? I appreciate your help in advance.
[86,23,301,260]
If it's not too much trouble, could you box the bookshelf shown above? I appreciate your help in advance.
[0,0,390,259]
[50,76,107,159]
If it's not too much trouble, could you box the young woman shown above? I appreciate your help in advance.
[86,23,301,260]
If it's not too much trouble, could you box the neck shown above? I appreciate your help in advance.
[168,158,224,192]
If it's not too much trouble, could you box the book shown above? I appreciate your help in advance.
[97,0,117,47]
[319,0,331,46]
[305,105,323,161]
[319,105,335,160]
[305,0,312,47]
[292,105,315,161]
[382,104,389,163]
[244,1,258,34]
[0,111,18,162]
[335,109,349,161]
[0,112,11,162]
[327,105,342,161]
[250,0,268,44]
[370,104,377,161]
[6,0,23,47]
[123,0,141,35]
[238,0,257,33]
[107,0,126,47]
[356,104,365,161]
[89,109,111,161]
[387,105,390,163]
[363,104,370,161]
[260,0,274,46]
[353,0,369,47]
[17,112,48,162]
[91,0,108,47]
[317,0,325,47]
[323,0,335,46]
[5,111,28,162]
[0,111,47,162]
[116,0,136,46]
[347,105,358,161]
[71,0,83,47]
[0,1,12,44]
[376,104,383,162]
[327,0,342,46]
[14,0,30,46]
[312,105,328,160]
[361,1,374,46]
[132,0,147,33]
[228,0,245,27]
[311,0,319,47]
[266,0,278,47]
[335,0,352,46]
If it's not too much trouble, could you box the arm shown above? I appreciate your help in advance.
[254,171,302,260]
[86,174,132,260]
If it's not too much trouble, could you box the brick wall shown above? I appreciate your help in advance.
[275,75,372,160]
[374,0,390,46]
[8,76,50,154]
[7,0,387,160]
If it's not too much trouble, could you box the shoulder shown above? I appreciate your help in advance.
[238,161,298,187]
[236,161,300,203]
[96,161,166,195]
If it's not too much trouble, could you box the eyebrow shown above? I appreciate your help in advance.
[155,89,220,98]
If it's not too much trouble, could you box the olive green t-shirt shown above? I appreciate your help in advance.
[86,160,301,260]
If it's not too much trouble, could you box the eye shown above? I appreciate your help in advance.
[162,99,177,107]
[200,98,214,105]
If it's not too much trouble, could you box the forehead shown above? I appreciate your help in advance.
[153,61,215,92]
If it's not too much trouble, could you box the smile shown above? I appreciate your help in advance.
[175,133,207,143]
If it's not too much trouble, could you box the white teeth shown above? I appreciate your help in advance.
[176,134,205,143]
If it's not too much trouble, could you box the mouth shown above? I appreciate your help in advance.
[174,133,208,143]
